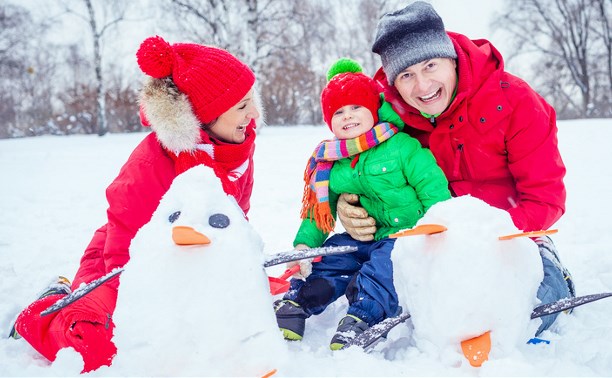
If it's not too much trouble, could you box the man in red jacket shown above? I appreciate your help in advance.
[336,1,575,336]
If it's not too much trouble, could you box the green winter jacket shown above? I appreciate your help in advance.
[294,130,451,248]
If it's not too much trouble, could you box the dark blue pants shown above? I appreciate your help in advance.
[536,236,574,335]
[284,234,573,334]
[284,233,398,326]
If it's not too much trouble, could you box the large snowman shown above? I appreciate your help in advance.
[110,165,286,376]
[391,195,545,367]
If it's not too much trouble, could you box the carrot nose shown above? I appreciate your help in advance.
[172,226,211,246]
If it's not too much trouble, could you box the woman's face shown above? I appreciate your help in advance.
[393,58,457,116]
[206,88,260,144]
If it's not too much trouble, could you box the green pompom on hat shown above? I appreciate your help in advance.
[326,58,364,81]
[320,58,380,129]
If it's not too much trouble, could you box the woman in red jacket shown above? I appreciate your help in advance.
[11,35,260,372]
[336,1,574,336]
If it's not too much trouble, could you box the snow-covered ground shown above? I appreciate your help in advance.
[1,119,611,376]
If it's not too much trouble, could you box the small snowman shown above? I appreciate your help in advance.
[392,195,543,366]
[111,165,286,376]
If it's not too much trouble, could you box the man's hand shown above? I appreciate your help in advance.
[337,193,376,241]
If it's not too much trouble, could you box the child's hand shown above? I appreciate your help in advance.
[287,244,313,279]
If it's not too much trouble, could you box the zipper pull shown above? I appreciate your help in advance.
[453,143,463,177]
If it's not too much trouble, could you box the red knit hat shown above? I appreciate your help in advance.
[320,58,380,130]
[136,35,255,124]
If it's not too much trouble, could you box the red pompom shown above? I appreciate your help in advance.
[136,36,174,79]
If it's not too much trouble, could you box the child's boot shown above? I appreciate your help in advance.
[274,299,308,341]
[8,276,72,339]
[330,314,369,350]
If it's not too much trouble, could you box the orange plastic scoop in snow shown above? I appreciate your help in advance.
[172,226,211,245]
[268,257,322,295]
[461,330,491,367]
[498,229,558,241]
[261,369,277,378]
[389,224,448,238]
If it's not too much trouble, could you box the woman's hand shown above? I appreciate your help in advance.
[337,193,377,241]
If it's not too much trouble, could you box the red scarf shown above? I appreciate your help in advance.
[166,121,256,199]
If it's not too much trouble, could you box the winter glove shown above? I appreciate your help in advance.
[15,281,118,373]
[287,244,314,280]
[55,282,118,372]
[337,193,377,242]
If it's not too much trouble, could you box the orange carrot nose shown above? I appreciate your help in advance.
[172,226,211,246]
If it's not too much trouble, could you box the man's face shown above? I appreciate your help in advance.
[393,58,457,115]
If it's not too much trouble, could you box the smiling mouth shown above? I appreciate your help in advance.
[419,88,442,103]
[237,121,249,130]
[343,123,359,130]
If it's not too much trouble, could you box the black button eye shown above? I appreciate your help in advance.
[168,211,181,223]
[209,213,230,228]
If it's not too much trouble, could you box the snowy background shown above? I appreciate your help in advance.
[1,119,612,376]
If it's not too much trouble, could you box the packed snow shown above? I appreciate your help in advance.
[393,195,543,365]
[111,165,286,376]
[1,119,612,376]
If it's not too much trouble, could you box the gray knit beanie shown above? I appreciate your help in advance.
[372,1,457,85]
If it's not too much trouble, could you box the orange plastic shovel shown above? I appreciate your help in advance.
[498,229,558,240]
[389,224,448,238]
[268,256,322,295]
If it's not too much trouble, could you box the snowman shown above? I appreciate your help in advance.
[110,165,286,376]
[391,195,544,367]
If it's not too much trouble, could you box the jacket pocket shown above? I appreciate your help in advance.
[452,138,474,180]
[364,159,405,188]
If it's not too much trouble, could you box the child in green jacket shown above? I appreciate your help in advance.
[274,58,451,349]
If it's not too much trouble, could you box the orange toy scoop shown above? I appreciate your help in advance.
[498,229,558,241]
[389,224,447,238]
[461,330,491,367]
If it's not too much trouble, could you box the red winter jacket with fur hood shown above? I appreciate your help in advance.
[72,85,256,290]
[373,31,566,232]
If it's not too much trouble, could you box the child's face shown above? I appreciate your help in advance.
[330,105,375,140]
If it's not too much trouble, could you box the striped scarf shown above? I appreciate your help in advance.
[300,122,399,233]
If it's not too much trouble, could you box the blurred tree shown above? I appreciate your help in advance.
[161,0,402,125]
[163,0,308,125]
[55,44,97,135]
[61,0,130,136]
[104,60,141,133]
[497,0,611,118]
[0,4,38,138]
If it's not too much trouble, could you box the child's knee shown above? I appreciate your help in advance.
[295,277,336,315]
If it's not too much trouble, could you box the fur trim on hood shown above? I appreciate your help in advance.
[139,77,201,153]
[138,77,265,153]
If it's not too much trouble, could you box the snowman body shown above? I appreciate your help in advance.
[111,166,285,375]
